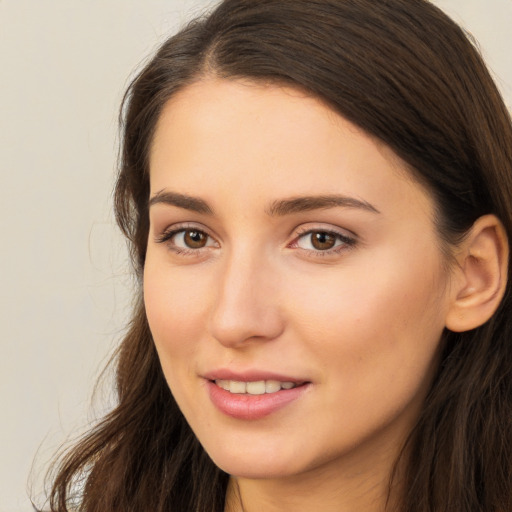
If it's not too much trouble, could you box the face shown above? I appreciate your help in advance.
[144,78,453,481]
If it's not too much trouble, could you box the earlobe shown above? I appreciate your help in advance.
[445,215,509,332]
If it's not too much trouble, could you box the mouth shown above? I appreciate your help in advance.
[212,379,306,395]
[206,377,311,420]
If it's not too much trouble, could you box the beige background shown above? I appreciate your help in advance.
[1,1,510,510]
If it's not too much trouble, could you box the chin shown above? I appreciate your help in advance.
[202,440,313,480]
[214,458,298,480]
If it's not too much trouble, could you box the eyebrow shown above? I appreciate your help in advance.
[148,190,379,216]
[266,195,380,216]
[148,190,214,215]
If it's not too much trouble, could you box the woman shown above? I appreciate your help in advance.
[46,0,512,511]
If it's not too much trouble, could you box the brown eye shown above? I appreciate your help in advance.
[183,230,208,248]
[294,229,354,253]
[157,226,218,253]
[310,231,337,250]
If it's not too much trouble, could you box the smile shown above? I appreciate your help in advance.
[214,379,300,395]
[206,378,311,420]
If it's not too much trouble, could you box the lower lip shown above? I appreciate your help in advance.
[206,381,310,420]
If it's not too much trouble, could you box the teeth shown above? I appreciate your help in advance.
[230,381,247,394]
[246,381,266,395]
[217,380,230,391]
[215,379,299,394]
[265,380,281,393]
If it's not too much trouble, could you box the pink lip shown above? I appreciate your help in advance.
[204,375,310,421]
[202,369,306,383]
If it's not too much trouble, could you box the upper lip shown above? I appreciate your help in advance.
[202,369,309,383]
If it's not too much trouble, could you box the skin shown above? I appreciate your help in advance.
[144,78,457,512]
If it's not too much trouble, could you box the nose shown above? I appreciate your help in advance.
[208,248,285,348]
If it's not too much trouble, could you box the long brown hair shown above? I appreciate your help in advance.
[44,1,512,510]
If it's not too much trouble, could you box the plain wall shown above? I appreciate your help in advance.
[1,1,510,510]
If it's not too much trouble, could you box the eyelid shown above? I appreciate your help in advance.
[155,222,219,250]
[289,224,357,254]
[293,223,356,239]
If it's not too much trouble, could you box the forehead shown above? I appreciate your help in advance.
[149,78,433,221]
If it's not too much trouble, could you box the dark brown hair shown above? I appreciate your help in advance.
[44,1,512,510]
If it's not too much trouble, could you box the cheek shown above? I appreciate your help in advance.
[143,260,211,372]
[143,260,216,424]
[287,247,448,399]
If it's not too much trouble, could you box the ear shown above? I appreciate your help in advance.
[445,215,509,332]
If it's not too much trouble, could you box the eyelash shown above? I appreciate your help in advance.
[155,224,217,257]
[155,224,357,257]
[291,227,357,257]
